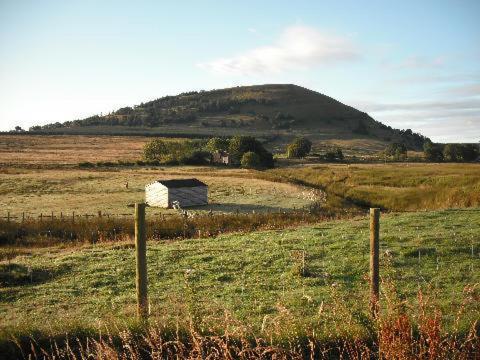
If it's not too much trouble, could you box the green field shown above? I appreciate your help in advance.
[1,209,479,347]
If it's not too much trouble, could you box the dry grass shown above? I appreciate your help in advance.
[0,134,152,165]
[0,167,317,217]
[267,163,480,211]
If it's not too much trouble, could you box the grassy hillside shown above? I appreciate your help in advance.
[28,84,428,150]
[0,209,479,356]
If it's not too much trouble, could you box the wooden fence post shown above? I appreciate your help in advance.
[40,213,43,222]
[7,212,10,223]
[72,211,75,224]
[98,210,102,218]
[135,203,148,319]
[22,212,25,222]
[51,211,54,221]
[370,208,380,318]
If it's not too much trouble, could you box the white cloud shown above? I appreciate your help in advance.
[351,94,480,142]
[198,25,359,75]
[382,55,446,70]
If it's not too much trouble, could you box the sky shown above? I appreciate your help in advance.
[0,0,479,142]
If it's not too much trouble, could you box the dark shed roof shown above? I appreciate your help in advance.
[156,178,207,188]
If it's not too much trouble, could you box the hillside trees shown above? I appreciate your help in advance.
[286,137,312,158]
[353,119,369,135]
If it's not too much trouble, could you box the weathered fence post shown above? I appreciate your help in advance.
[135,203,148,319]
[98,210,102,218]
[40,213,43,222]
[7,212,10,223]
[72,211,75,224]
[370,208,380,318]
[22,212,25,222]
[51,211,54,221]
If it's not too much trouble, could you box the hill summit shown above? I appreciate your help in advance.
[30,84,428,149]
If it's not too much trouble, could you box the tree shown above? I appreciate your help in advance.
[423,141,444,162]
[286,137,312,158]
[385,143,407,161]
[206,137,229,153]
[14,126,24,132]
[443,144,459,162]
[324,148,343,162]
[459,144,479,162]
[228,136,274,168]
[241,151,261,169]
[144,139,169,161]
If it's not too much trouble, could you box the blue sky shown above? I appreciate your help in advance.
[0,0,479,142]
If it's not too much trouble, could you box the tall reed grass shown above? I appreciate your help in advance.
[0,205,351,248]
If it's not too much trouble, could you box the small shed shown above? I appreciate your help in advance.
[145,178,208,208]
[212,150,230,165]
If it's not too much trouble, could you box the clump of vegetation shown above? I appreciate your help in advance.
[228,135,274,168]
[143,136,274,168]
[78,161,95,168]
[423,141,444,162]
[385,142,407,161]
[143,139,210,165]
[443,143,479,162]
[205,136,229,153]
[240,151,262,169]
[286,137,312,158]
[423,142,479,163]
[324,148,344,162]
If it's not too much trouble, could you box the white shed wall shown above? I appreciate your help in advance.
[145,183,208,208]
[145,183,169,208]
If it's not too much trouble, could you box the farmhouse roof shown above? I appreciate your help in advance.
[156,178,207,188]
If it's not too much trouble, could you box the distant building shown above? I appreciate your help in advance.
[212,150,230,165]
[145,178,208,208]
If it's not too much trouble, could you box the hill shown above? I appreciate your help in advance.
[29,84,428,150]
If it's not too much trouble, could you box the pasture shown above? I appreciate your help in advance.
[1,134,479,357]
[1,209,479,356]
[0,167,318,218]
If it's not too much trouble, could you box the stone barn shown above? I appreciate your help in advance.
[145,178,208,208]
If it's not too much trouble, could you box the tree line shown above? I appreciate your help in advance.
[143,136,274,169]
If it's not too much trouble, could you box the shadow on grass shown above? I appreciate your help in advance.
[0,263,69,287]
[188,202,294,213]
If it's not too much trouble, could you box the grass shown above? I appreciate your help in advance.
[267,163,480,211]
[1,209,478,350]
[0,167,317,217]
